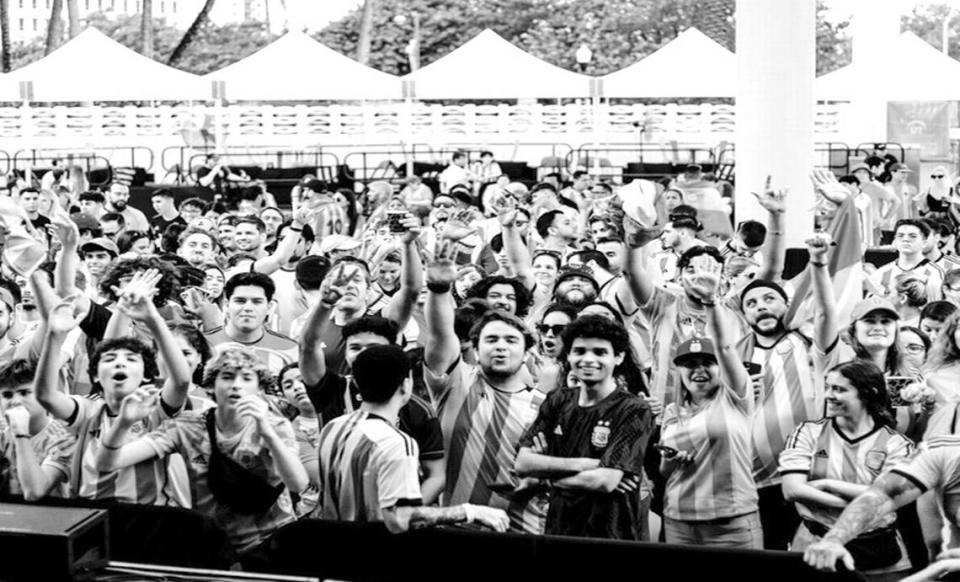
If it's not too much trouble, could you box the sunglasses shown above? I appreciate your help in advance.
[932,174,945,179]
[434,201,455,209]
[536,324,567,336]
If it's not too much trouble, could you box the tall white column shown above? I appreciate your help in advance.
[735,0,816,249]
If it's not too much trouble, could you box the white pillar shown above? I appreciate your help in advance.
[735,0,816,249]
[850,2,900,143]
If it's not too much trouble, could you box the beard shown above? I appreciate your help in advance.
[111,199,127,211]
[751,314,786,337]
[556,287,597,309]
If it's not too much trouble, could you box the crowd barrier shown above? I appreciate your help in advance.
[0,497,863,582]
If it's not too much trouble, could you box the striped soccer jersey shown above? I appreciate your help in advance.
[0,417,75,498]
[660,383,757,521]
[143,409,299,554]
[869,258,943,301]
[67,395,189,507]
[203,327,299,377]
[779,418,913,528]
[426,360,548,534]
[317,410,422,523]
[891,436,960,515]
[736,331,827,488]
[642,286,746,406]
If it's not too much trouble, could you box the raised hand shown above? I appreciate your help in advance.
[400,213,421,244]
[318,263,357,306]
[111,268,162,322]
[3,405,30,435]
[426,259,457,291]
[236,395,272,435]
[46,215,80,249]
[180,286,212,315]
[118,386,161,426]
[498,207,518,228]
[441,210,478,241]
[752,175,787,214]
[47,295,84,334]
[804,231,834,263]
[685,255,722,303]
[810,168,850,204]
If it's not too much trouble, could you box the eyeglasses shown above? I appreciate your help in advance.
[536,324,567,336]
[932,174,945,179]
[903,344,926,354]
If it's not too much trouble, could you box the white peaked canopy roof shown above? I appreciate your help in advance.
[205,31,402,101]
[403,29,592,100]
[817,32,960,100]
[601,28,736,98]
[0,27,205,102]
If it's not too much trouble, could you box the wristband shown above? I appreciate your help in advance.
[463,504,476,524]
[699,298,716,307]
[13,434,30,439]
[426,281,453,294]
[101,442,121,451]
[809,261,827,268]
[289,226,303,232]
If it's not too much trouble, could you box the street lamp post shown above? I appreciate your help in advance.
[394,13,422,72]
[575,43,593,73]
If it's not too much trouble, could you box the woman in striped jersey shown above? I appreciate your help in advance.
[780,360,913,580]
[658,254,760,548]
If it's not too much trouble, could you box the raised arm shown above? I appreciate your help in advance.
[254,205,316,275]
[97,387,166,472]
[238,396,308,492]
[753,178,787,281]
[35,298,83,421]
[110,269,192,412]
[300,265,350,386]
[423,260,460,388]
[4,407,68,500]
[622,216,661,306]
[807,233,839,352]
[382,214,424,328]
[47,214,91,315]
[499,208,535,291]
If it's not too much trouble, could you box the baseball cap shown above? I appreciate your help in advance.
[81,237,120,257]
[71,213,101,232]
[890,163,910,173]
[673,337,718,366]
[554,265,600,294]
[850,296,900,321]
[317,234,361,256]
[850,163,871,174]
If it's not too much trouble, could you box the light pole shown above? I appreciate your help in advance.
[394,13,422,72]
[575,43,592,73]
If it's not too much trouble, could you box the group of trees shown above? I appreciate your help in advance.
[0,0,954,82]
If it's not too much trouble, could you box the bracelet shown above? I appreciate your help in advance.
[289,226,303,232]
[100,442,121,451]
[809,261,827,268]
[463,504,476,524]
[13,434,30,439]
[699,299,716,307]
[426,282,452,294]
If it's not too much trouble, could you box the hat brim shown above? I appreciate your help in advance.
[857,307,900,321]
[673,352,718,366]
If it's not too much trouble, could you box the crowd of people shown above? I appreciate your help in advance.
[4,149,960,579]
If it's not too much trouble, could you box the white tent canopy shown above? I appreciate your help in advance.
[0,28,206,102]
[601,28,736,98]
[403,29,591,100]
[205,31,402,101]
[817,32,960,100]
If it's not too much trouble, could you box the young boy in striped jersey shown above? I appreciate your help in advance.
[423,259,549,534]
[0,359,75,499]
[317,344,508,533]
[95,347,308,563]
[869,219,944,301]
[34,269,195,505]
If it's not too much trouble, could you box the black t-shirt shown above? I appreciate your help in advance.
[30,214,51,231]
[196,166,227,194]
[150,213,187,238]
[306,373,444,461]
[520,387,653,540]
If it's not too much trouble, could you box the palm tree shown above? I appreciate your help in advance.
[0,0,9,73]
[168,0,216,66]
[141,0,153,58]
[44,0,64,56]
[356,0,376,65]
[66,0,79,38]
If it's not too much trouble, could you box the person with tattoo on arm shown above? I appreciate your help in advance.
[317,344,509,533]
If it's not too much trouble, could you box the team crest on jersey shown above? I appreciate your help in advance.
[591,420,611,448]
[865,450,887,472]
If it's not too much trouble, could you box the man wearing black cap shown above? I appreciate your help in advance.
[735,232,838,550]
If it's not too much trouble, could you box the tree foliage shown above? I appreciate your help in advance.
[903,3,960,60]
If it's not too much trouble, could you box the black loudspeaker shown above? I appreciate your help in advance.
[0,503,109,580]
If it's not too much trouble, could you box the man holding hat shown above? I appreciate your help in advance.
[80,237,119,302]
